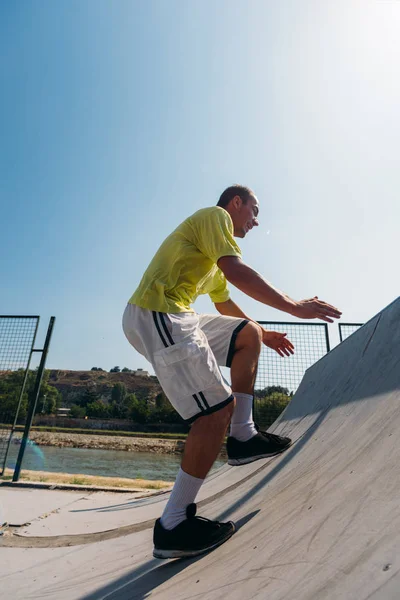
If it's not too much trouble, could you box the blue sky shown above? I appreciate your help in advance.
[1,1,399,373]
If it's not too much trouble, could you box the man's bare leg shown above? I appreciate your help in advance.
[181,400,235,478]
[160,401,235,530]
[230,321,262,393]
[154,401,236,558]
[226,321,291,465]
[229,322,262,441]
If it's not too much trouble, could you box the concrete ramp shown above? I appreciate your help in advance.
[1,298,400,600]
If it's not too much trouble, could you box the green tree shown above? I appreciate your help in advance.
[150,393,182,423]
[78,387,100,408]
[110,383,128,418]
[40,394,57,415]
[123,393,138,413]
[37,370,61,415]
[254,392,291,429]
[121,367,131,372]
[0,370,28,424]
[0,368,60,424]
[86,401,110,419]
[70,404,86,418]
[155,392,168,409]
[110,366,121,373]
[254,385,290,398]
[111,383,127,404]
[129,397,149,424]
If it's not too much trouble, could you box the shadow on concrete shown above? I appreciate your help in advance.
[80,511,259,600]
[215,409,328,522]
[70,495,167,514]
[70,471,229,515]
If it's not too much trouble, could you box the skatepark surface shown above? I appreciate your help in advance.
[1,297,399,599]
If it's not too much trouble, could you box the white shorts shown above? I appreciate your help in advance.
[122,304,249,423]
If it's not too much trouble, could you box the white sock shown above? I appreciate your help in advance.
[230,392,258,442]
[160,467,204,530]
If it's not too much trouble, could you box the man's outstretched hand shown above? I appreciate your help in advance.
[262,330,295,357]
[293,297,342,323]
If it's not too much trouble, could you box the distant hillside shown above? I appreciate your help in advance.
[48,369,163,407]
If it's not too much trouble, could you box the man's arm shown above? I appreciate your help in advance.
[214,297,254,322]
[217,256,341,323]
[215,298,295,357]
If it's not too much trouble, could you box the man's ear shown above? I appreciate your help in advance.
[232,195,242,210]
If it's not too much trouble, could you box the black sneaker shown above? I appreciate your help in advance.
[153,503,235,559]
[227,428,292,466]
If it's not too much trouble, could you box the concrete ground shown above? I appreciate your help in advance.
[1,297,399,600]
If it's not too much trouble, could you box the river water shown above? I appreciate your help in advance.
[6,443,224,482]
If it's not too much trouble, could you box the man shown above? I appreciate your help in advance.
[123,184,341,559]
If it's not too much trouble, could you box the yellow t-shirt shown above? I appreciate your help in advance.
[129,206,242,313]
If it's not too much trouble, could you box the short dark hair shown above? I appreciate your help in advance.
[217,184,254,208]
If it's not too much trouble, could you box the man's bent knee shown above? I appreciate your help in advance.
[236,321,262,350]
[222,397,235,420]
[207,399,235,423]
[192,398,235,429]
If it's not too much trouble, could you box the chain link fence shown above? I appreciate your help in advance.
[0,316,39,474]
[338,323,364,343]
[254,321,330,429]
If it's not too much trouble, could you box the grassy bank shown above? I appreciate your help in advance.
[1,468,174,490]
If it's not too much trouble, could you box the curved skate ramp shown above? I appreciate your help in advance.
[2,298,400,600]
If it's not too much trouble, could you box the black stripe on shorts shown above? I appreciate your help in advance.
[186,394,235,424]
[152,311,175,348]
[192,392,210,412]
[226,319,250,368]
[159,313,174,346]
[192,394,205,413]
[198,391,210,410]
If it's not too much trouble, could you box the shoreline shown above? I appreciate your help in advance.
[12,431,228,458]
[1,468,174,490]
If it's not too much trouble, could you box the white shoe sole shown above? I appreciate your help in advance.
[228,445,291,466]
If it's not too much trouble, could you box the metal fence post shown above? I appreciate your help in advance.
[324,323,331,352]
[12,317,55,482]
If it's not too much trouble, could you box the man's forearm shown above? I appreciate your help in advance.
[214,298,254,322]
[215,298,269,338]
[219,259,298,316]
